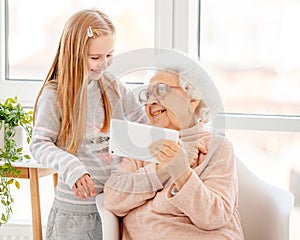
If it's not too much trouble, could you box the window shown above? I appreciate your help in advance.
[6,0,154,81]
[0,0,156,106]
[200,0,300,239]
[200,0,300,116]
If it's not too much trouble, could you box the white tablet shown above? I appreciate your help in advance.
[109,119,179,163]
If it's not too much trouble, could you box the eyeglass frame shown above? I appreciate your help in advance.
[138,82,182,105]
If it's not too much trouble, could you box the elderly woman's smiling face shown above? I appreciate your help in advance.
[144,71,200,130]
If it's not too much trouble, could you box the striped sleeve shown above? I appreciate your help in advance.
[119,82,149,124]
[29,87,88,189]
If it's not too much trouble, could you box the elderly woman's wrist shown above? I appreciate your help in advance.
[174,167,193,190]
[164,156,190,180]
[156,165,171,184]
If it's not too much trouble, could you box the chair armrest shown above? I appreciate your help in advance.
[95,193,120,240]
[236,158,294,240]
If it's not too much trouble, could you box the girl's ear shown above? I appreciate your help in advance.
[189,99,200,113]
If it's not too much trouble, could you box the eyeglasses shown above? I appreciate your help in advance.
[138,83,181,105]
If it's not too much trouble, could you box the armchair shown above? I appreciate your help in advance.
[96,158,294,240]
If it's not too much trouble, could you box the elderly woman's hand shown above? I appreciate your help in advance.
[149,139,190,182]
[182,140,208,168]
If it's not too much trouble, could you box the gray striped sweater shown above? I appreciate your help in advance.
[30,77,147,208]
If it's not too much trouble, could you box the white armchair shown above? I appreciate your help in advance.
[236,158,294,240]
[96,158,294,240]
[95,193,120,240]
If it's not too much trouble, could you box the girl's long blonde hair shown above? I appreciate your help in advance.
[33,9,116,154]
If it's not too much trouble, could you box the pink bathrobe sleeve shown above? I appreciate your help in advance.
[104,131,244,240]
[104,158,167,216]
[165,139,238,229]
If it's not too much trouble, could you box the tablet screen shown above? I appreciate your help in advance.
[109,119,179,163]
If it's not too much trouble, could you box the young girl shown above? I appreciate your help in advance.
[30,9,146,239]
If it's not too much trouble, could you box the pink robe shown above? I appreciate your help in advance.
[104,124,244,240]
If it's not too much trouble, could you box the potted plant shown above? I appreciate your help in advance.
[0,96,33,226]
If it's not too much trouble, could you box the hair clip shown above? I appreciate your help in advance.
[87,26,93,38]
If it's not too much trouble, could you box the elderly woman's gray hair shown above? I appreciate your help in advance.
[150,67,211,125]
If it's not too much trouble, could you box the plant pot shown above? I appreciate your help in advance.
[0,121,24,150]
[14,126,25,149]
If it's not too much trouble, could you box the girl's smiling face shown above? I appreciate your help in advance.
[87,35,115,80]
[145,71,200,130]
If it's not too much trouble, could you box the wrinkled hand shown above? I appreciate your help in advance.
[72,173,96,200]
[182,140,207,168]
[149,139,181,167]
[149,139,190,181]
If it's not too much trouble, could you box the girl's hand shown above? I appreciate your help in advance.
[72,173,96,200]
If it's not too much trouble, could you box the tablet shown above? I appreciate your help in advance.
[109,119,179,163]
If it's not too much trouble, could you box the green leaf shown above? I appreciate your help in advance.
[1,163,9,169]
[7,179,14,185]
[6,97,15,104]
[24,154,31,159]
[15,181,20,189]
[11,156,19,161]
[1,214,6,222]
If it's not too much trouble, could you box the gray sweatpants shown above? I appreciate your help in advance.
[45,199,102,240]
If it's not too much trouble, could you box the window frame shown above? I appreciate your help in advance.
[194,0,299,132]
[161,0,300,132]
[0,0,300,131]
[0,0,43,107]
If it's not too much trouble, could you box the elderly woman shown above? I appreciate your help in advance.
[104,68,244,240]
